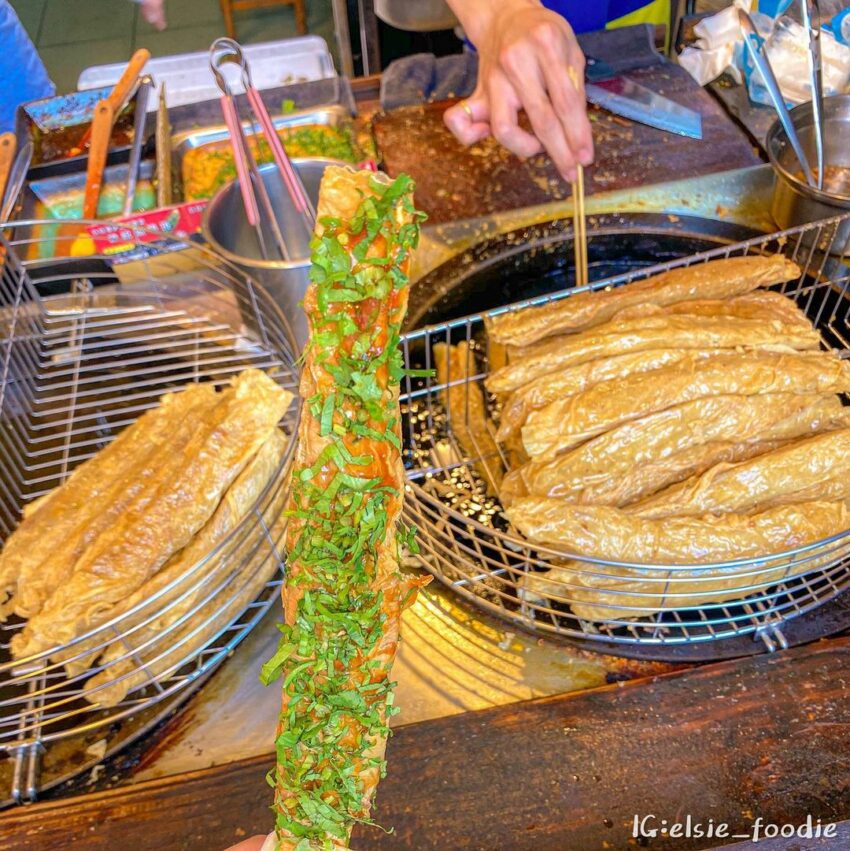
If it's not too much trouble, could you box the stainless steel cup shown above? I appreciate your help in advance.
[767,95,850,254]
[202,158,347,349]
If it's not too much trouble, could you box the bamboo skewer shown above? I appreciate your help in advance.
[567,65,588,288]
[572,163,587,287]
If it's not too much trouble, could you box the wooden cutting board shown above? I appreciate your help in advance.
[7,636,850,850]
[372,64,762,224]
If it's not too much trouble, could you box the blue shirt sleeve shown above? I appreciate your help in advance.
[0,0,55,133]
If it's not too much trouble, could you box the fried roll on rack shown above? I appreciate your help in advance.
[521,351,850,461]
[12,369,291,661]
[264,168,426,849]
[633,427,850,519]
[498,348,725,443]
[507,499,850,621]
[85,433,288,705]
[486,254,801,347]
[0,383,218,620]
[433,341,503,494]
[486,314,820,395]
[506,394,849,505]
[68,431,288,682]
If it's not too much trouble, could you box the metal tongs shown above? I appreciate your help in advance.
[738,9,817,189]
[209,38,315,262]
[801,0,825,190]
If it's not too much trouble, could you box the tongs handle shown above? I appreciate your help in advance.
[219,95,259,227]
[1,140,33,222]
[244,87,313,220]
[738,9,817,189]
[801,0,825,190]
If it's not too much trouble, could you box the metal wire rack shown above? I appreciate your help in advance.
[400,212,850,654]
[0,221,299,803]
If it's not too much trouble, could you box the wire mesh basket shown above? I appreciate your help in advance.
[400,212,850,655]
[0,221,299,803]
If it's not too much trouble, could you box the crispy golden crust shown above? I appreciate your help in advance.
[0,383,218,620]
[485,255,801,347]
[512,394,847,504]
[520,351,850,461]
[12,370,291,661]
[486,315,820,396]
[73,431,287,686]
[632,427,850,519]
[273,168,420,847]
[433,342,503,494]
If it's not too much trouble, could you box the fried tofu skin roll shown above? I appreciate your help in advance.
[0,383,217,620]
[433,341,503,494]
[486,314,820,396]
[521,351,850,461]
[506,394,848,506]
[633,427,850,519]
[265,168,426,849]
[486,254,800,347]
[507,499,850,621]
[12,370,290,661]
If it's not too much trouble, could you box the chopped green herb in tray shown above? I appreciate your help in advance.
[182,124,361,201]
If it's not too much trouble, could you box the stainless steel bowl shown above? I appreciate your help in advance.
[202,158,347,348]
[767,95,850,253]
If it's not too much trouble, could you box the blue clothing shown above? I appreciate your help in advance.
[543,0,662,33]
[0,0,54,132]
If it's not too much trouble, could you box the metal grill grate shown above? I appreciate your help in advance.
[0,221,299,803]
[400,213,850,653]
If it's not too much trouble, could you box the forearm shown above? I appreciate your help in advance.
[445,0,542,47]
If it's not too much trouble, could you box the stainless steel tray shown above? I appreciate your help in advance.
[171,104,353,197]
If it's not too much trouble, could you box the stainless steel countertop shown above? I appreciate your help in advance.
[132,163,777,783]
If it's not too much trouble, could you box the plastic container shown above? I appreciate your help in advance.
[747,17,850,107]
[78,36,336,110]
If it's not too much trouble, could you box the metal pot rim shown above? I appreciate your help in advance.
[765,94,850,206]
[201,157,347,271]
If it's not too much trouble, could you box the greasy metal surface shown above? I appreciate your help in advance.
[410,164,778,281]
[126,581,670,784]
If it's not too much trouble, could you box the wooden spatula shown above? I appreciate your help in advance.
[82,100,115,219]
[77,49,150,152]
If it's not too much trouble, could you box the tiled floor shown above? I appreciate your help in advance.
[11,0,337,93]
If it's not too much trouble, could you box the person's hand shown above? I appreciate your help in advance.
[444,0,593,181]
[140,0,167,30]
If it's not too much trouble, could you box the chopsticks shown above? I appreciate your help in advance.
[567,66,588,288]
[572,164,588,288]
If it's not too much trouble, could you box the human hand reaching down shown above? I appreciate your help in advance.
[139,0,167,30]
[443,0,594,182]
